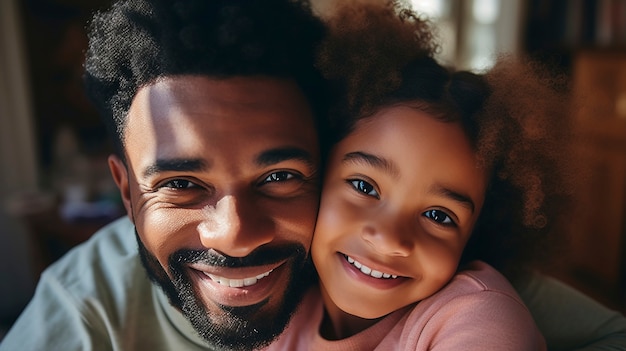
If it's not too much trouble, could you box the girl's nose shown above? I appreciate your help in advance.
[361,217,414,257]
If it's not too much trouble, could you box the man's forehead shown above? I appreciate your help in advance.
[123,76,321,174]
[143,75,311,106]
[128,76,317,129]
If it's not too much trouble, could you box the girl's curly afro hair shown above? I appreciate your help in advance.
[318,0,579,281]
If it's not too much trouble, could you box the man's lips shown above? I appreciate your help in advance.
[188,261,288,307]
[204,268,273,288]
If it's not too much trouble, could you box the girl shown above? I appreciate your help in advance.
[267,1,576,350]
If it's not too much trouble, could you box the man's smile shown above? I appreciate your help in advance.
[189,261,289,307]
[205,268,274,287]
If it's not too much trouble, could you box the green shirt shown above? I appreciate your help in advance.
[0,218,216,351]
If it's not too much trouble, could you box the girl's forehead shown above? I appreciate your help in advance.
[354,105,452,134]
[341,106,476,164]
[341,104,486,174]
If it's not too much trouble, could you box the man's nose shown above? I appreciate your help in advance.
[197,195,274,257]
[361,215,415,257]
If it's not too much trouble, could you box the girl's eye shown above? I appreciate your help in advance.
[423,209,455,226]
[348,179,379,198]
[162,179,197,189]
[263,171,295,183]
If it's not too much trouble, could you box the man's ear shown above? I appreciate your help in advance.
[108,154,133,221]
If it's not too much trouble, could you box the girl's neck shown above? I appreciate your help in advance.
[318,285,384,340]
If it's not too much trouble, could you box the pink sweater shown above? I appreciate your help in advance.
[265,261,546,351]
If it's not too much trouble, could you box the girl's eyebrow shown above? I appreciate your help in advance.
[342,151,476,213]
[430,185,476,214]
[342,151,399,179]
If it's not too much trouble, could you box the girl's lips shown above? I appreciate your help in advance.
[344,254,399,279]
[338,253,407,290]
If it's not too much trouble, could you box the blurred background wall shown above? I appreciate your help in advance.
[0,0,43,334]
[1,0,625,337]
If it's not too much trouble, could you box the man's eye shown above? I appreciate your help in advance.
[423,209,454,226]
[348,179,379,198]
[264,171,295,183]
[162,179,196,189]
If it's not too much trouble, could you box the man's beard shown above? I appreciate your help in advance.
[135,230,315,351]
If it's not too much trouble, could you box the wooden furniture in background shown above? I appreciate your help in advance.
[555,50,626,312]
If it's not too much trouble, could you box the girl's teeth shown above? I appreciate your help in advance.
[206,269,273,288]
[345,255,398,279]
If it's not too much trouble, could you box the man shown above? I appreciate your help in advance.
[2,0,626,350]
[1,0,327,350]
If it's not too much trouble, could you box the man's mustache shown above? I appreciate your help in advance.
[170,243,307,268]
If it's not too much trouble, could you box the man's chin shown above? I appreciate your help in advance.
[135,232,314,350]
[179,260,314,350]
[184,298,295,350]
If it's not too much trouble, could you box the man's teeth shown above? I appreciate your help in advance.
[346,256,397,279]
[206,269,273,288]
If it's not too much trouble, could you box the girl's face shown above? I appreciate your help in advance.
[312,105,489,320]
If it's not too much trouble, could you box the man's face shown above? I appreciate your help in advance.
[109,76,321,350]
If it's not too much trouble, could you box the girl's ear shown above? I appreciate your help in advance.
[108,154,133,222]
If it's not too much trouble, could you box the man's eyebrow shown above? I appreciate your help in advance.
[142,159,210,178]
[432,185,476,214]
[342,151,399,178]
[255,147,316,168]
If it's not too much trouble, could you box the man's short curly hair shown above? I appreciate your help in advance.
[318,0,578,280]
[84,0,328,160]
